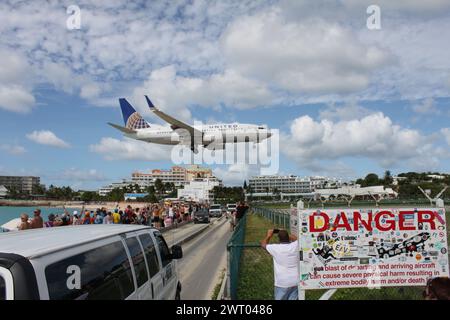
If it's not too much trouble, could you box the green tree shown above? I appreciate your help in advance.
[155,179,164,195]
[362,173,380,187]
[383,170,393,186]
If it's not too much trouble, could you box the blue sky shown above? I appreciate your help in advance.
[0,1,450,189]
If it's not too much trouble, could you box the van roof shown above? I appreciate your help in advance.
[0,225,153,259]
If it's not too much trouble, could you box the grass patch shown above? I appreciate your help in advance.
[211,268,226,300]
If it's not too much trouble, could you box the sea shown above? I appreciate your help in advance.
[0,206,84,226]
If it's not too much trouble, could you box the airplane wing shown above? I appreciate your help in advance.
[108,122,137,134]
[145,96,202,139]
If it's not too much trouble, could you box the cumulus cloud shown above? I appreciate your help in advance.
[0,144,26,155]
[0,0,449,115]
[0,50,35,113]
[26,130,70,148]
[89,137,173,161]
[213,163,259,186]
[132,65,273,120]
[221,7,390,96]
[282,112,433,170]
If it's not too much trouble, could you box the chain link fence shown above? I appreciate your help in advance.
[225,205,450,300]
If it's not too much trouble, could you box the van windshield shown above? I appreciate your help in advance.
[210,205,221,209]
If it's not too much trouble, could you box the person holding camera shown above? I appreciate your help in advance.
[261,228,299,300]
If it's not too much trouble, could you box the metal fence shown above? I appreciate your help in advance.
[224,205,449,300]
[226,214,248,300]
[251,207,290,230]
[226,208,291,300]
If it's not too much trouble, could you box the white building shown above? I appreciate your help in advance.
[0,185,8,198]
[248,175,343,194]
[98,165,221,197]
[98,180,134,197]
[317,185,398,198]
[177,179,221,202]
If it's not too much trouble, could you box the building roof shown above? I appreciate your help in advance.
[0,225,152,259]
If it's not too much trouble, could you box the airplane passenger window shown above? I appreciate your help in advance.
[45,241,135,300]
[125,237,148,287]
[139,233,160,277]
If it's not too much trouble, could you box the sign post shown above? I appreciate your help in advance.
[297,200,305,300]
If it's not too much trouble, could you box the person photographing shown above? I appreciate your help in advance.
[261,228,299,300]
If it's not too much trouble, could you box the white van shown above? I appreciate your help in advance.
[0,225,182,300]
[226,203,237,214]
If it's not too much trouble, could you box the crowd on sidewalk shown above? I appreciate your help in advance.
[16,201,211,231]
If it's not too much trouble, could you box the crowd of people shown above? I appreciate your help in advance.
[17,201,212,231]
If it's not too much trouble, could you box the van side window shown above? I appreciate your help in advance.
[0,276,5,300]
[45,241,135,300]
[138,233,160,277]
[154,232,171,267]
[125,237,148,288]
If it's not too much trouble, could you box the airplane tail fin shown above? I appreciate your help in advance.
[119,98,150,130]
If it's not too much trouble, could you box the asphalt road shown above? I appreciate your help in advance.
[177,216,232,300]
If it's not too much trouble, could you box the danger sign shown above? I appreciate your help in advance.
[298,207,449,290]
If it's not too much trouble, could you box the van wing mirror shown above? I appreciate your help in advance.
[171,244,183,259]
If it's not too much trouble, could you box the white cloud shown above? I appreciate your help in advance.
[282,112,432,169]
[26,130,70,148]
[53,168,107,182]
[0,144,26,155]
[0,0,450,115]
[221,7,391,95]
[89,137,173,161]
[0,49,35,113]
[131,65,273,120]
[442,128,450,146]
[0,85,35,113]
[213,164,259,186]
[319,103,373,121]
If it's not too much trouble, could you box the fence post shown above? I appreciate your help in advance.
[297,199,306,300]
[226,246,231,299]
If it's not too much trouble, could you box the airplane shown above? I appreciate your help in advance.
[108,96,273,153]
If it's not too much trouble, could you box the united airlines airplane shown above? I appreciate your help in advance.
[108,96,272,153]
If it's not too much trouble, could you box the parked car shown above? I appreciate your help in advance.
[193,209,210,224]
[209,204,222,218]
[0,224,182,300]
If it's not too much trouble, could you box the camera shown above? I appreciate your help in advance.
[273,229,280,234]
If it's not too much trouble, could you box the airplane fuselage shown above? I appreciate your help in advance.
[124,123,272,147]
